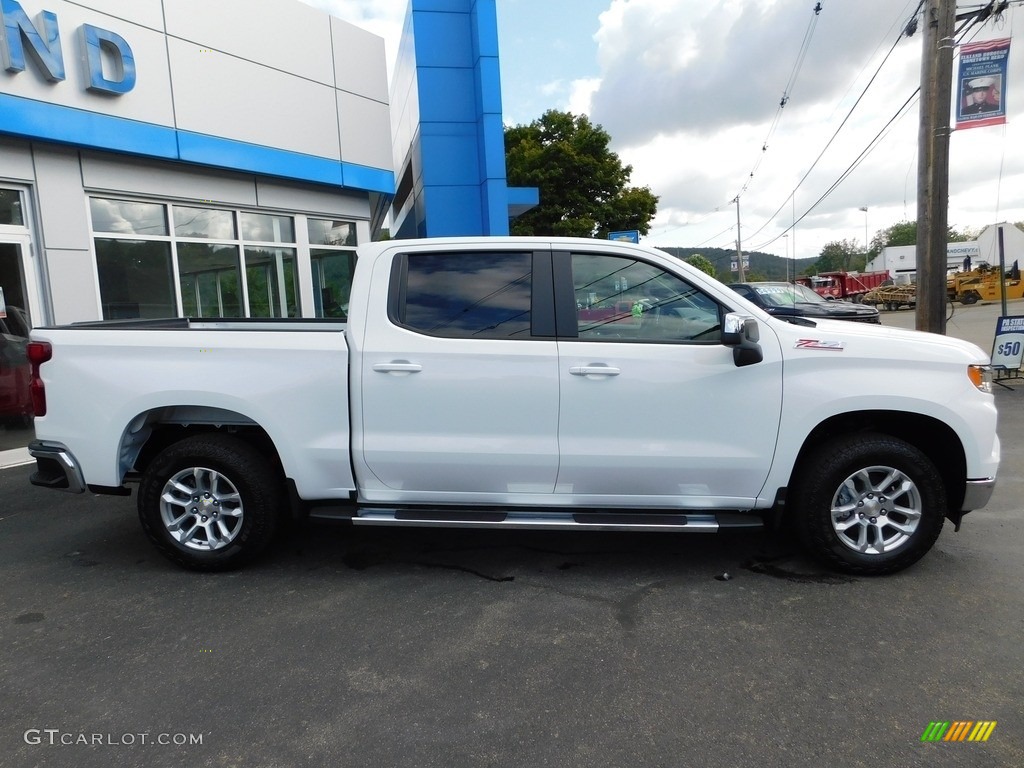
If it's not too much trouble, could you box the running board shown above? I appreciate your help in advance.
[309,507,763,533]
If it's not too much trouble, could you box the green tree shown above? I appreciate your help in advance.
[815,239,864,273]
[505,110,659,238]
[685,253,716,278]
[869,219,975,255]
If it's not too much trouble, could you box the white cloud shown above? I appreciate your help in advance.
[567,77,601,116]
[295,0,1024,260]
[583,0,1024,257]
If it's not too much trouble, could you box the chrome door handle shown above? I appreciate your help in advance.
[372,362,423,373]
[569,365,621,376]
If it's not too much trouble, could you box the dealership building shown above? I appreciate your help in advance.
[0,0,529,325]
[0,0,531,459]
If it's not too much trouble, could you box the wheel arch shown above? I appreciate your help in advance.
[790,410,967,513]
[120,405,284,484]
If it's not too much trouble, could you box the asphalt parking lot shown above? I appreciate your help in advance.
[2,302,1023,768]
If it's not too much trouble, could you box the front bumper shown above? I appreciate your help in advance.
[962,477,996,512]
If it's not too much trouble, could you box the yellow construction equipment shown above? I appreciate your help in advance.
[947,262,1024,305]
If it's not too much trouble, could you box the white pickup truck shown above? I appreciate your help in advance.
[26,237,999,575]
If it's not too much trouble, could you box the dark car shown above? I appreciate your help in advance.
[728,282,881,324]
[0,306,33,427]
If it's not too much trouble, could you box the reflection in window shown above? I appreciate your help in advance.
[311,250,355,318]
[0,189,24,226]
[178,243,242,317]
[399,252,532,339]
[95,239,176,319]
[308,218,356,247]
[90,199,168,236]
[571,253,721,342]
[174,207,236,240]
[244,247,298,317]
[241,212,295,243]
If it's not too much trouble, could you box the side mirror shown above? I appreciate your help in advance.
[722,313,763,367]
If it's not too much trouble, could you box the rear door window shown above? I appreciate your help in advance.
[393,251,535,339]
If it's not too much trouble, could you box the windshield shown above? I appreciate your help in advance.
[752,283,824,307]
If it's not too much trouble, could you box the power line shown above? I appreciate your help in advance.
[731,1,827,202]
[749,5,996,253]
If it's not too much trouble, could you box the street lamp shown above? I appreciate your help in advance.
[859,206,869,270]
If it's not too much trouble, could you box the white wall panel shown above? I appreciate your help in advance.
[32,147,89,252]
[81,153,258,206]
[167,38,341,160]
[338,92,393,171]
[0,137,35,180]
[71,0,165,29]
[45,248,101,323]
[255,180,369,218]
[331,18,388,103]
[163,0,334,85]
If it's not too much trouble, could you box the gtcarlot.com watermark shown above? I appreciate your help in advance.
[24,729,204,747]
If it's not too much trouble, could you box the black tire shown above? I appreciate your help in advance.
[960,292,979,305]
[138,433,283,571]
[791,433,946,575]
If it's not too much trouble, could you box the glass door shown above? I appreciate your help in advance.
[1,186,42,459]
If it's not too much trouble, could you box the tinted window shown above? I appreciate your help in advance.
[572,253,721,342]
[398,251,532,339]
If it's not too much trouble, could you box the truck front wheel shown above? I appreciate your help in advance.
[791,434,945,575]
[138,434,283,571]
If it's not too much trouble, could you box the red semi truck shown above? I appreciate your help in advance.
[796,271,891,302]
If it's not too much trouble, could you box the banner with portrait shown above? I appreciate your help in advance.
[955,38,1010,130]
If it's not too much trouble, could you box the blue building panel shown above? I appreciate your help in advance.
[476,113,507,179]
[416,67,479,123]
[408,0,469,11]
[0,94,178,158]
[420,128,481,186]
[412,11,473,68]
[473,55,503,116]
[424,185,484,235]
[480,178,508,235]
[470,0,500,59]
[391,0,536,238]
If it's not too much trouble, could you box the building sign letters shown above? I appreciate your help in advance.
[1,0,135,95]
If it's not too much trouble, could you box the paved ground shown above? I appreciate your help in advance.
[2,303,1023,768]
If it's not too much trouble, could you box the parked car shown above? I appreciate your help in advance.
[728,282,881,324]
[0,306,33,427]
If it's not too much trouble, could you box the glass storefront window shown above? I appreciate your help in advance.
[311,250,356,318]
[89,199,355,321]
[174,207,236,240]
[308,218,356,247]
[178,242,242,318]
[90,199,168,236]
[241,212,295,243]
[0,189,24,226]
[95,238,176,318]
[244,247,297,317]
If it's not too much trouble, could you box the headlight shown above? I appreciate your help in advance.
[968,364,993,393]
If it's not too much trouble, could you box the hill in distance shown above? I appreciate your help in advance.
[657,246,818,282]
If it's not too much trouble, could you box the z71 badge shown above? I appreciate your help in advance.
[795,339,846,351]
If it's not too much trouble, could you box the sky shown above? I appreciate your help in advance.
[300,0,1024,262]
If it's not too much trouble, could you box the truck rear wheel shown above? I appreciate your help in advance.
[138,434,283,571]
[791,433,945,575]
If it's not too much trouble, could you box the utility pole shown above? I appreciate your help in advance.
[916,0,955,333]
[734,197,746,282]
